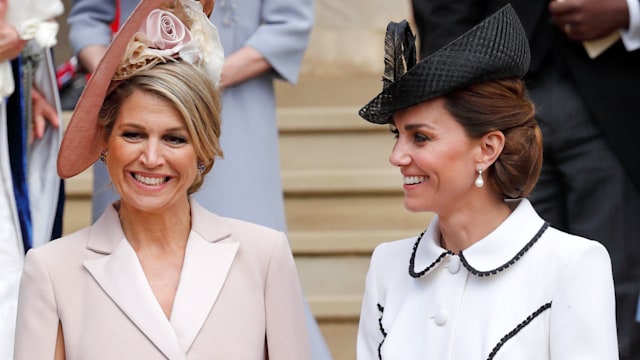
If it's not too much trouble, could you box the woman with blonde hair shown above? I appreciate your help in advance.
[14,1,310,358]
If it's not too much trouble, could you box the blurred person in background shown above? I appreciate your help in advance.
[0,0,64,358]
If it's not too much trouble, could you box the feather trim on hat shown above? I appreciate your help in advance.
[383,20,417,89]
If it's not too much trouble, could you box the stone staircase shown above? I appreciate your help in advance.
[61,76,433,359]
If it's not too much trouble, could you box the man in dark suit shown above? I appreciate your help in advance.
[412,0,640,358]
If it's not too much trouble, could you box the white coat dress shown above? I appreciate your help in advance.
[357,199,618,360]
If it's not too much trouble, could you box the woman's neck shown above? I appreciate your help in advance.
[116,200,192,255]
[438,197,514,254]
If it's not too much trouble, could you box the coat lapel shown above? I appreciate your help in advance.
[83,206,187,360]
[82,201,239,357]
[170,233,239,351]
[170,200,239,352]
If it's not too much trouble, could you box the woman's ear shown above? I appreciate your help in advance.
[478,130,505,167]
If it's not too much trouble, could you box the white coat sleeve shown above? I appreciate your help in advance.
[549,240,619,359]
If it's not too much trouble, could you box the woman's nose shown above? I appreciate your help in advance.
[389,142,410,167]
[140,140,164,167]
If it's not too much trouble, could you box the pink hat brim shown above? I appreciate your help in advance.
[57,0,170,178]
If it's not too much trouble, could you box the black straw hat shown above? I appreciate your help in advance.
[359,4,530,124]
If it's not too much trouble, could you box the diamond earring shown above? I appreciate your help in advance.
[100,149,108,163]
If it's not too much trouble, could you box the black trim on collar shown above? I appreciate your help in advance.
[408,222,550,279]
[408,230,453,278]
[459,222,549,277]
[486,302,552,360]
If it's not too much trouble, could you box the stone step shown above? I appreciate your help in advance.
[276,77,382,108]
[278,106,398,194]
[289,229,427,255]
[62,197,92,237]
[298,255,370,317]
[286,194,429,235]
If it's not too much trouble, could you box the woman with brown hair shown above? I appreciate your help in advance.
[357,5,618,359]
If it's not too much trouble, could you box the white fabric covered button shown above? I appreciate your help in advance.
[448,256,461,274]
[434,308,447,326]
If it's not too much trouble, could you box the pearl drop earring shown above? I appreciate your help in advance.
[475,166,484,188]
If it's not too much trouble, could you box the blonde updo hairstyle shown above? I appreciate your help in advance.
[444,78,542,199]
[98,61,223,194]
[197,0,214,17]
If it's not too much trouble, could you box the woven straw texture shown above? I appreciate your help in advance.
[359,4,530,124]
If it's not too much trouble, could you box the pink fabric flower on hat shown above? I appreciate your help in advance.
[114,9,193,80]
[141,9,192,56]
[114,1,223,85]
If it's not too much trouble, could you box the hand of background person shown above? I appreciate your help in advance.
[77,44,107,74]
[0,0,27,62]
[550,0,630,41]
[218,46,270,89]
[30,86,59,143]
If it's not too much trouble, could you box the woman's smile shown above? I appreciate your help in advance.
[131,172,171,187]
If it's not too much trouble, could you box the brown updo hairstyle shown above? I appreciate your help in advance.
[99,61,223,195]
[444,78,542,199]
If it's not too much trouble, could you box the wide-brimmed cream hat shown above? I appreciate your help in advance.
[358,4,530,124]
[57,0,222,178]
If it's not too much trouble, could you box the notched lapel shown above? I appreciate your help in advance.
[170,232,239,352]
[84,237,187,360]
[82,201,236,358]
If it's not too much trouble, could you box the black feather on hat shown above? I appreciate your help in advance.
[359,4,530,124]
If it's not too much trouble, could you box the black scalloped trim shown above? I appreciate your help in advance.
[377,303,387,360]
[408,230,454,278]
[459,222,549,277]
[486,302,552,360]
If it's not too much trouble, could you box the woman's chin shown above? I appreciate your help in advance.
[403,201,430,213]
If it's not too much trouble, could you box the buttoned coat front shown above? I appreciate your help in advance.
[13,201,311,360]
[357,200,618,360]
